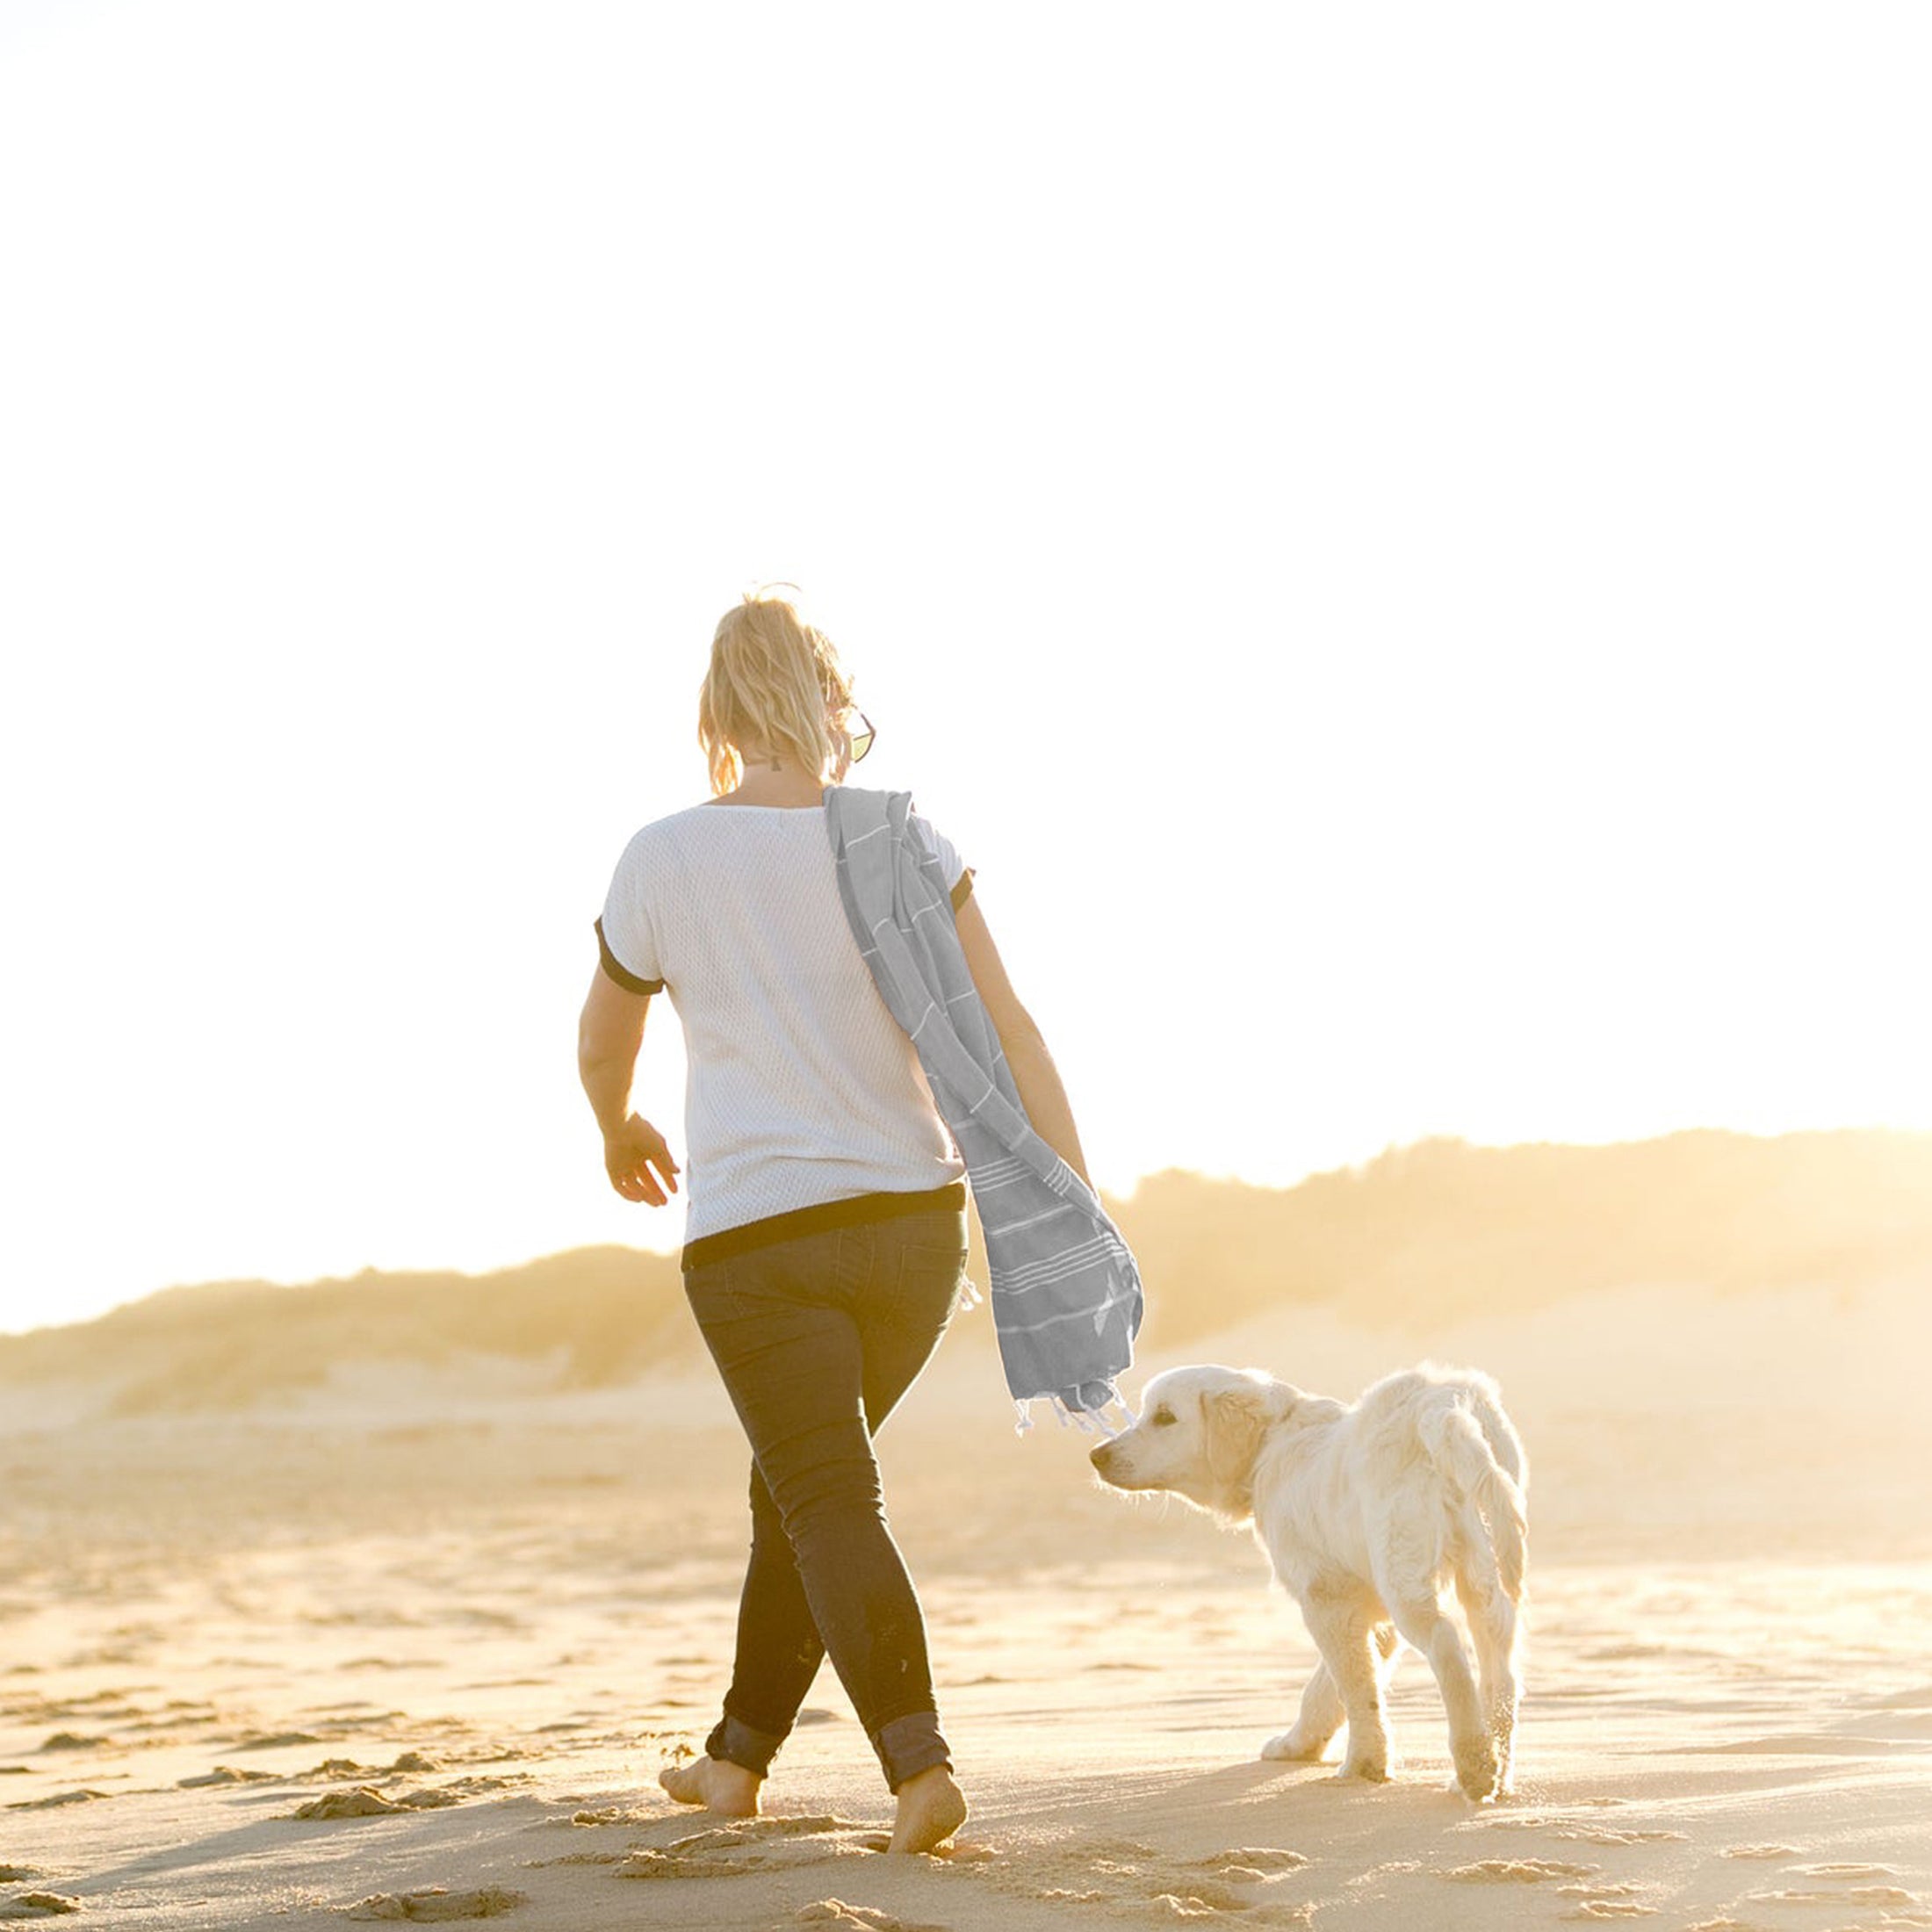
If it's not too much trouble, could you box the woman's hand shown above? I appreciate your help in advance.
[579,967,679,1203]
[603,1112,681,1206]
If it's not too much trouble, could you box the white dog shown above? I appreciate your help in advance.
[1090,1363,1528,1801]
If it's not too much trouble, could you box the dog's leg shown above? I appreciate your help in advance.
[1262,1660,1343,1763]
[1300,1588,1389,1783]
[1263,1571,1395,1768]
[1454,1570,1522,1793]
[1385,1590,1497,1801]
[1373,1620,1400,1676]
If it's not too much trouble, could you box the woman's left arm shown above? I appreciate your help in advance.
[577,967,681,1206]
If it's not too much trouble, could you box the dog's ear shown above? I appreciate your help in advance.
[1202,1376,1294,1491]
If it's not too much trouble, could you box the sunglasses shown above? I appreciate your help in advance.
[847,710,875,763]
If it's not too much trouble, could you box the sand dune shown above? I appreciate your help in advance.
[10,1129,1932,1423]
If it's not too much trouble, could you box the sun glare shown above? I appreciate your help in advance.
[0,4,1927,1334]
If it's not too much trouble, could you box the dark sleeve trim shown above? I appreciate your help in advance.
[950,867,976,913]
[595,918,665,996]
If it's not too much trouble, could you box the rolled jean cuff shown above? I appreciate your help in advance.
[705,1712,785,1779]
[875,1710,951,1792]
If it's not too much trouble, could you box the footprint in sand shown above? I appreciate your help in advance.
[292,1771,518,1819]
[794,1901,950,1931]
[5,1791,108,1812]
[342,1886,527,1921]
[1467,1816,1686,1846]
[982,1837,1311,1923]
[1444,1858,1600,1884]
[1747,1885,1918,1907]
[1145,1878,1279,1913]
[1786,1861,1900,1878]
[1082,1839,1164,1869]
[1555,1887,1660,1921]
[295,1786,406,1819]
[1196,1848,1309,1876]
[2,1898,83,1921]
[617,1816,878,1882]
[668,1815,860,1853]
[1135,1859,1319,1921]
[1567,1828,1688,1846]
[1151,1899,1312,1926]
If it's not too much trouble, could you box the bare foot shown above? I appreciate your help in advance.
[888,1765,967,1854]
[658,1755,761,1817]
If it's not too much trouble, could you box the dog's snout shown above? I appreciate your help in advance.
[1090,1440,1116,1473]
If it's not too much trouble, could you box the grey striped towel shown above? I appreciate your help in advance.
[825,786,1143,1430]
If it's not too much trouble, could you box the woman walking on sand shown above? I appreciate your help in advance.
[576,588,1098,1854]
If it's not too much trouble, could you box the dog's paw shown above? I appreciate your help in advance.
[1453,1738,1502,1803]
[1337,1755,1390,1784]
[1261,1729,1331,1763]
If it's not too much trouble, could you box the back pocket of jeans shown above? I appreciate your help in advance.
[896,1240,970,1312]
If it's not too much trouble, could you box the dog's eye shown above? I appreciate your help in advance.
[1150,1408,1176,1427]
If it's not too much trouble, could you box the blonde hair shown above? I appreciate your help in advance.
[698,588,856,796]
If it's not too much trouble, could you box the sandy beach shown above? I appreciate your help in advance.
[4,1250,1930,1931]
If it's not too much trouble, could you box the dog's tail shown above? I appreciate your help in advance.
[1420,1384,1529,1602]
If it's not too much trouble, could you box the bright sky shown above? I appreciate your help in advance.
[2,2,1927,1337]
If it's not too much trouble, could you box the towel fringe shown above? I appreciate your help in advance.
[1006,1385,1134,1439]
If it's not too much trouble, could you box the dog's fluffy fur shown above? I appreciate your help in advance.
[1091,1362,1528,1801]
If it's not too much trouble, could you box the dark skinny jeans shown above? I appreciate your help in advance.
[681,1205,967,1792]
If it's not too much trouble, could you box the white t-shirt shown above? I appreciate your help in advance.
[597,800,972,1243]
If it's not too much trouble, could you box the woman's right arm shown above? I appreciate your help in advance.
[577,965,681,1206]
[955,895,1092,1187]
